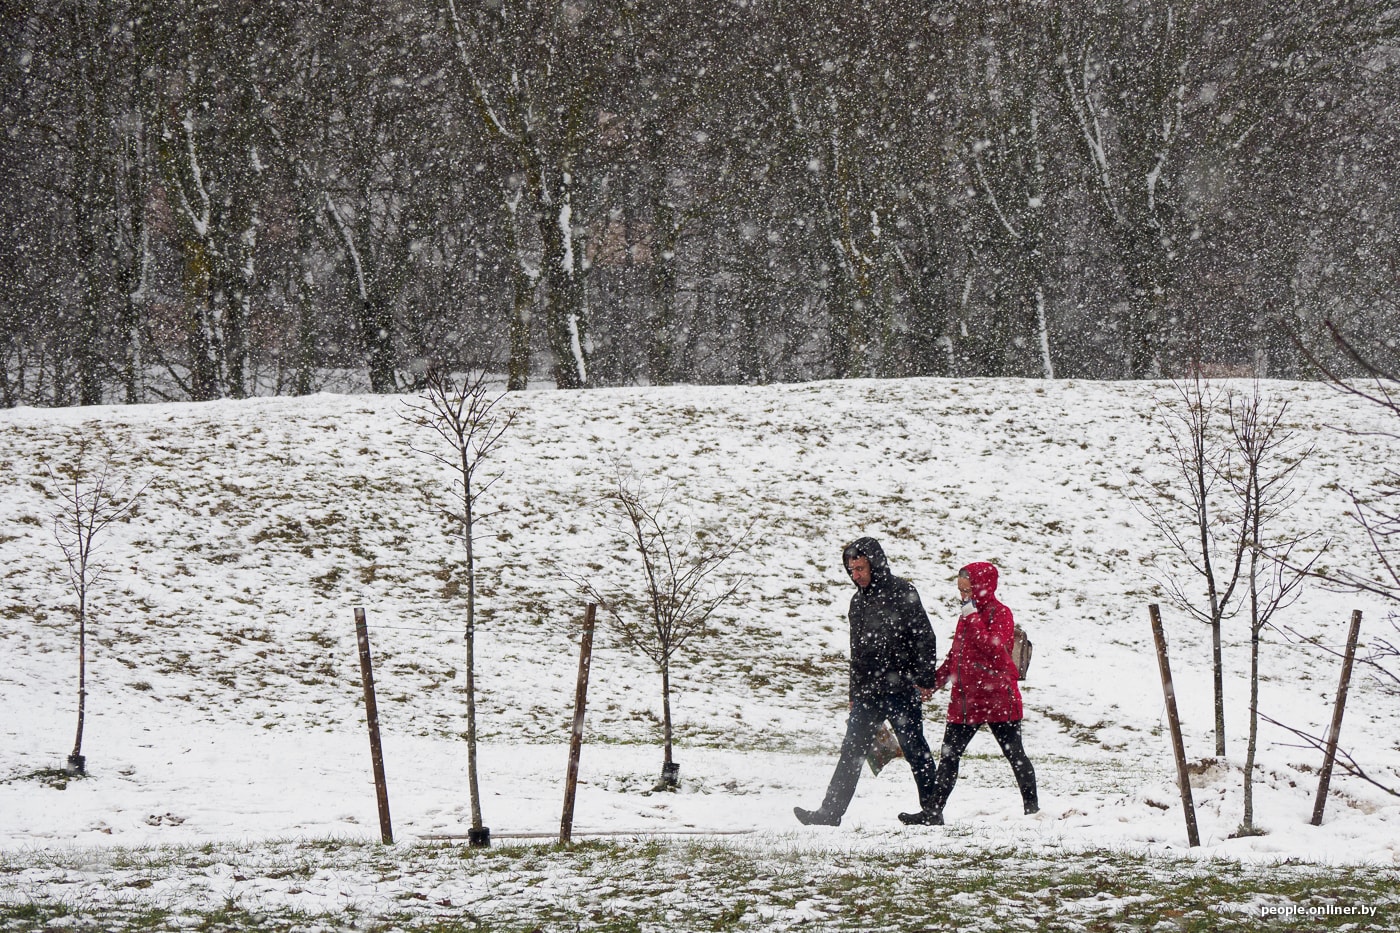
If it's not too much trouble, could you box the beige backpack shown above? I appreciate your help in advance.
[1012,624,1033,680]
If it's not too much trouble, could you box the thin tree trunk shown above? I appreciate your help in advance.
[0,311,15,407]
[118,204,149,405]
[70,8,107,408]
[465,624,482,830]
[504,191,535,392]
[223,208,257,400]
[225,280,251,399]
[72,138,106,406]
[184,239,222,402]
[71,595,87,759]
[1242,523,1263,832]
[1035,285,1054,379]
[77,276,105,406]
[120,5,154,406]
[465,488,483,831]
[661,661,673,766]
[647,208,681,386]
[292,202,319,397]
[363,292,396,394]
[1192,388,1228,758]
[1243,619,1260,830]
[1212,621,1226,757]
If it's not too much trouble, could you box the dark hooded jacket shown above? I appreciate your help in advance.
[843,537,939,698]
[935,561,1023,723]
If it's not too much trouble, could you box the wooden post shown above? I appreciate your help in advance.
[354,607,394,845]
[1148,604,1201,848]
[1311,609,1363,826]
[560,603,597,844]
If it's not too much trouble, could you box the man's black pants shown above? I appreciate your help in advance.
[928,720,1038,814]
[820,691,937,817]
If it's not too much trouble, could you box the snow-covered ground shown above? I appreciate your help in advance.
[2,377,1397,890]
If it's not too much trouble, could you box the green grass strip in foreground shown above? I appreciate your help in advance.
[2,838,1398,931]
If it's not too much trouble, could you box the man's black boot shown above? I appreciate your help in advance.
[793,806,841,826]
[898,808,944,826]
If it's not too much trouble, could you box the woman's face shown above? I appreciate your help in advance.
[957,575,973,600]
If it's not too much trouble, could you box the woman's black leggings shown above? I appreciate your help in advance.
[929,720,1038,814]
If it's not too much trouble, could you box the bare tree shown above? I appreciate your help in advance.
[958,3,1066,379]
[1226,388,1320,836]
[1136,377,1250,756]
[401,367,516,846]
[576,470,747,790]
[149,2,271,400]
[313,4,459,395]
[48,449,145,775]
[441,0,621,389]
[1276,317,1400,799]
[1307,320,1400,603]
[1048,1,1203,378]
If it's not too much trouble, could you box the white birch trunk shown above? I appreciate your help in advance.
[1036,286,1055,379]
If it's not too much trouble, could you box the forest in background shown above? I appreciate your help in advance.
[2,0,1397,406]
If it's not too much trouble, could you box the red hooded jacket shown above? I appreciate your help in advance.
[934,562,1023,724]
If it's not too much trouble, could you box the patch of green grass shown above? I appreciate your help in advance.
[5,837,1396,932]
[1,767,77,790]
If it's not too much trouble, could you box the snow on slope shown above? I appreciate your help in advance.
[1,377,1396,864]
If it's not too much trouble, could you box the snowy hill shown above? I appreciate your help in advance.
[2,377,1397,866]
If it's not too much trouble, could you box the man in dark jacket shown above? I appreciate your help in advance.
[794,537,940,826]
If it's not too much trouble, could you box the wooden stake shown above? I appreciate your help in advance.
[560,603,597,844]
[354,607,394,845]
[1311,609,1363,826]
[1149,604,1200,847]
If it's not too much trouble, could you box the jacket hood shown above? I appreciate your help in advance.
[843,536,891,586]
[961,561,999,608]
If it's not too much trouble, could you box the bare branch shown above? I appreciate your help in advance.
[1283,618,1400,693]
[1258,712,1400,800]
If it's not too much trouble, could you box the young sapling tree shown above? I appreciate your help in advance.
[1225,387,1319,835]
[1136,377,1250,757]
[577,470,748,790]
[402,367,516,846]
[48,451,146,775]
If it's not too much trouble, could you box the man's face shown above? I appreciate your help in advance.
[847,556,872,589]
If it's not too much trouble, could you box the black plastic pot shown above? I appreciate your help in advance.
[656,761,680,791]
[65,754,86,776]
[467,826,491,848]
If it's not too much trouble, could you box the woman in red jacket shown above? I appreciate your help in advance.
[900,561,1038,825]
